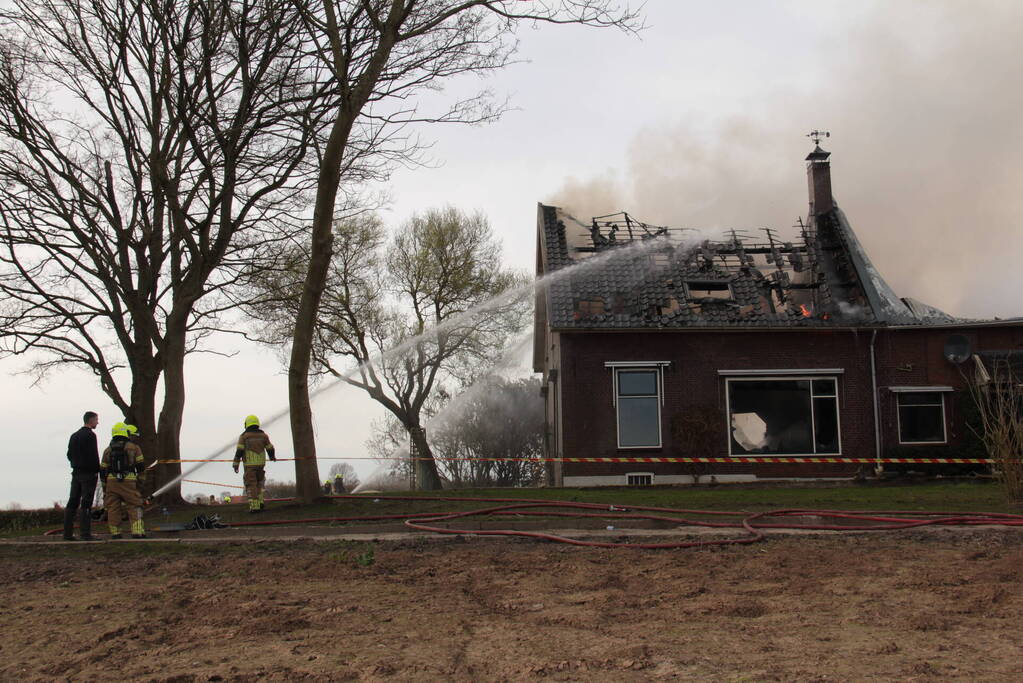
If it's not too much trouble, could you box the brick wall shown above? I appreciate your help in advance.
[555,325,1023,480]
[874,326,1021,460]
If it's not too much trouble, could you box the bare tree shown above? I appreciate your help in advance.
[250,206,528,489]
[327,461,360,490]
[0,0,335,500]
[365,398,436,486]
[966,355,1023,505]
[365,376,543,489]
[286,0,642,500]
[431,376,544,488]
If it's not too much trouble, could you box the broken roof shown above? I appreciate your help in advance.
[536,202,970,330]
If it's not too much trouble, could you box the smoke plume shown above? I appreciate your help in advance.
[548,2,1023,318]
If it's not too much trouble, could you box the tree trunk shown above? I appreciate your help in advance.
[128,361,160,500]
[410,426,443,490]
[287,168,337,502]
[288,359,322,502]
[287,112,352,502]
[287,17,404,501]
[155,327,187,504]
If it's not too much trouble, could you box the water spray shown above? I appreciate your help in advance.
[155,232,680,497]
[352,332,533,493]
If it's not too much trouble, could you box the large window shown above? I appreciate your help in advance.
[615,369,662,448]
[727,377,840,455]
[897,392,946,444]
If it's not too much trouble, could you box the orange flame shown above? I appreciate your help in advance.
[799,304,811,317]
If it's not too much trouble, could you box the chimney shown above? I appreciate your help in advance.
[806,143,833,217]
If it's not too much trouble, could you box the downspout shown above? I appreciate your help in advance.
[549,367,562,487]
[870,329,883,475]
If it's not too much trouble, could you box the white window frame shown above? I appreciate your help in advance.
[607,364,666,449]
[724,375,842,456]
[895,390,948,445]
[626,472,654,486]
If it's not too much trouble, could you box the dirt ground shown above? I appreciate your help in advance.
[1,528,1021,682]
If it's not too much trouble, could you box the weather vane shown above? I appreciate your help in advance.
[807,129,830,146]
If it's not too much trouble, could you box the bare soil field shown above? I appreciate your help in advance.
[1,529,1021,682]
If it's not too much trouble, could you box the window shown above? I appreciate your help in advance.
[627,473,653,486]
[615,369,661,448]
[684,281,733,301]
[727,377,840,455]
[575,298,606,316]
[897,392,946,444]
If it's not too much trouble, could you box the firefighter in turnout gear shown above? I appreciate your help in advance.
[333,473,345,494]
[234,415,275,513]
[323,479,333,496]
[123,423,148,500]
[101,422,146,539]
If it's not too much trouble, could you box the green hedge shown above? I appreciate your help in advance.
[0,508,64,533]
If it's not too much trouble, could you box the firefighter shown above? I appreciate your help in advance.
[333,473,345,495]
[323,479,333,496]
[233,415,276,513]
[101,422,146,539]
[123,423,147,500]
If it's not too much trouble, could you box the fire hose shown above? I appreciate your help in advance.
[46,494,1023,548]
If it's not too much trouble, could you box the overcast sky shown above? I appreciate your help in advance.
[4,0,1023,508]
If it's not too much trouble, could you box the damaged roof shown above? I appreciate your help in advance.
[536,202,965,330]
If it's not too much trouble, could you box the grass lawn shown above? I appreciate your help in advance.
[3,478,1012,538]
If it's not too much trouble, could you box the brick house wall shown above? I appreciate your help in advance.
[874,325,1023,463]
[552,324,1023,483]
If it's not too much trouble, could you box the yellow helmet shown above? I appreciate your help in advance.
[125,424,139,437]
[244,415,260,428]
[111,422,129,438]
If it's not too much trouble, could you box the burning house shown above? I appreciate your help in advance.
[533,139,1023,486]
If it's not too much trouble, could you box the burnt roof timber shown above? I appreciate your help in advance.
[536,202,995,330]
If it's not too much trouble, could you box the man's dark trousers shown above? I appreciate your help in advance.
[63,471,98,539]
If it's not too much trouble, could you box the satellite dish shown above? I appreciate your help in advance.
[943,334,971,364]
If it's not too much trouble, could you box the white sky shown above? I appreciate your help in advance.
[4,0,1023,507]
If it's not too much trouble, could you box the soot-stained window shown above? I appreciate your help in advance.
[616,369,661,448]
[684,281,733,301]
[897,392,946,443]
[727,378,840,455]
[575,298,606,317]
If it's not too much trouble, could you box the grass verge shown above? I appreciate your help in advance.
[3,478,1009,539]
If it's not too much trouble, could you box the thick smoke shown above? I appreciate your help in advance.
[548,2,1023,318]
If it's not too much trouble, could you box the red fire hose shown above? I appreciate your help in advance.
[197,495,1023,550]
[46,494,1023,549]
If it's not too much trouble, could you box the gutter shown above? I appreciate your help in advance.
[870,329,883,475]
[549,316,1023,334]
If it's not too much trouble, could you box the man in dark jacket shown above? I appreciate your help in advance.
[63,411,100,541]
